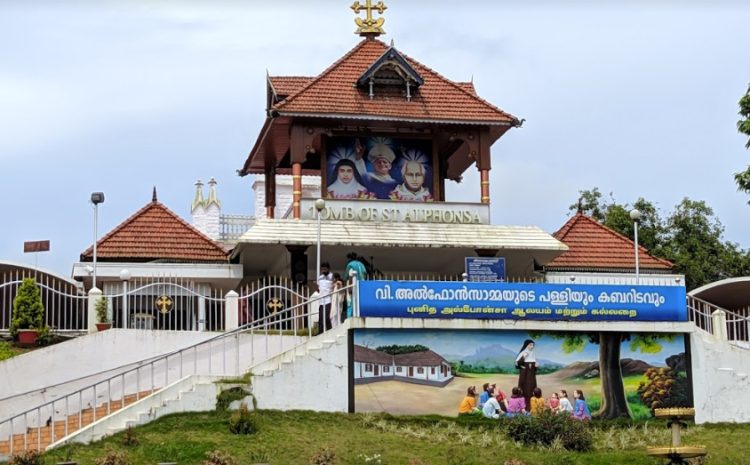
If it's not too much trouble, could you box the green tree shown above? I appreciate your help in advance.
[736,83,750,201]
[570,189,750,289]
[532,332,672,419]
[10,278,45,339]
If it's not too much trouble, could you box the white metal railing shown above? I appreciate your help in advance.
[0,273,87,334]
[0,280,355,455]
[219,214,254,241]
[686,295,716,335]
[104,278,225,331]
[725,308,750,343]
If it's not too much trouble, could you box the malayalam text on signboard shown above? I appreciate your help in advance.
[358,281,687,322]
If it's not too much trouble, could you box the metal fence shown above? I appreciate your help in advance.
[105,277,225,331]
[0,281,353,455]
[0,271,87,335]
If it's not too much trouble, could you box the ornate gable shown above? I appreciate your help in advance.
[357,45,423,101]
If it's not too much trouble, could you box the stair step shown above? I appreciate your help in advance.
[0,389,157,454]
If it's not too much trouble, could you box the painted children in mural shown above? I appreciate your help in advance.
[558,389,574,415]
[326,158,375,200]
[481,386,504,419]
[506,387,527,416]
[458,385,479,415]
[549,392,560,411]
[530,387,546,416]
[573,389,592,420]
[389,155,434,202]
[353,138,398,198]
[515,339,539,409]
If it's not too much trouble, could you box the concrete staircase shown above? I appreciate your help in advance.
[45,376,222,449]
[0,389,155,457]
[250,323,349,412]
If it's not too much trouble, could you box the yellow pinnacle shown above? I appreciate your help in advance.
[351,0,387,37]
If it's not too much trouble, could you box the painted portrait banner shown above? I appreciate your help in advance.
[358,281,687,322]
[326,136,433,201]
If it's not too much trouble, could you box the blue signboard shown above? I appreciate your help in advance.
[358,281,687,322]
[465,257,506,282]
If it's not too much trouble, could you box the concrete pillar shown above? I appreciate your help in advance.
[712,309,727,342]
[88,287,102,334]
[198,296,206,332]
[225,290,239,331]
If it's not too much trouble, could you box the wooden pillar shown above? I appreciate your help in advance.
[264,164,276,219]
[292,162,302,219]
[480,169,490,204]
[477,128,492,205]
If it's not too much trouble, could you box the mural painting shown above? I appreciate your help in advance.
[353,329,691,419]
[326,137,433,201]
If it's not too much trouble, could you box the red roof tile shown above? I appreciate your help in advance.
[80,199,228,263]
[273,39,518,125]
[269,76,314,99]
[546,213,673,271]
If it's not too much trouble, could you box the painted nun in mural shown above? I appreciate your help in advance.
[327,153,375,200]
[515,339,538,408]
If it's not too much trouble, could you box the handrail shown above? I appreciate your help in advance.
[0,282,352,445]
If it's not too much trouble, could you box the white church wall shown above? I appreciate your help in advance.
[253,175,321,220]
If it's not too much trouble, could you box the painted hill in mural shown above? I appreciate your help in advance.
[555,358,656,379]
[444,343,563,372]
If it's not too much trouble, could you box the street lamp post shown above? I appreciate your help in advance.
[91,192,105,290]
[630,208,642,285]
[314,199,326,283]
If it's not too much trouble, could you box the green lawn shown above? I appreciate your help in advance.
[34,410,750,465]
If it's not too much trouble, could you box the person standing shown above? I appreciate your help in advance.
[317,262,334,333]
[515,339,539,410]
[344,253,368,318]
[329,273,344,327]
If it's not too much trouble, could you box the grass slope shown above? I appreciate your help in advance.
[38,410,750,465]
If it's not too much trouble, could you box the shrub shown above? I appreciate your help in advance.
[95,297,109,324]
[203,450,236,465]
[122,426,139,447]
[216,387,249,411]
[638,367,691,412]
[505,411,593,452]
[10,278,45,340]
[228,402,257,434]
[95,450,131,465]
[0,341,17,361]
[10,450,44,465]
[309,447,336,465]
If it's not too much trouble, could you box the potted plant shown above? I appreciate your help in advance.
[10,278,45,347]
[95,296,112,331]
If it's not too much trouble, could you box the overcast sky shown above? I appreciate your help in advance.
[1,1,749,277]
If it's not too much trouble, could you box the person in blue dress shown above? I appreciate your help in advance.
[344,253,368,318]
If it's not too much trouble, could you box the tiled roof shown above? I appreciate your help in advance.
[394,350,449,366]
[354,345,393,365]
[546,213,673,271]
[268,76,314,99]
[272,39,519,125]
[80,199,228,263]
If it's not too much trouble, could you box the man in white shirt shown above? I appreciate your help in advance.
[317,262,334,333]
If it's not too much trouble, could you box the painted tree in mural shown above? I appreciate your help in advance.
[534,332,671,419]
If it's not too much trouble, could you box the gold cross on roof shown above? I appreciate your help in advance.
[351,0,387,37]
